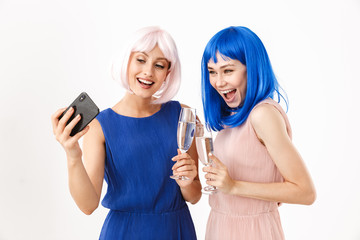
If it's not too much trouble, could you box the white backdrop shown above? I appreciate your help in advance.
[1,0,360,239]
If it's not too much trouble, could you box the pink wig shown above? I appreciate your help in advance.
[113,26,181,104]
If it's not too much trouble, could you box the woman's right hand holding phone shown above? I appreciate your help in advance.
[51,107,90,160]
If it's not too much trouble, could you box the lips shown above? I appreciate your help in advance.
[221,89,236,101]
[137,78,154,88]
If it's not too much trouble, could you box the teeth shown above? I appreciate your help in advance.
[138,78,153,85]
[221,89,234,94]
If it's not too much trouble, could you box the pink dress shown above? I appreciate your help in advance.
[206,99,292,240]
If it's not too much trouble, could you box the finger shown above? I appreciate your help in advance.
[72,125,90,142]
[202,166,211,172]
[57,107,75,132]
[206,179,218,187]
[172,169,183,178]
[196,120,204,137]
[63,114,82,135]
[173,158,194,166]
[176,169,196,179]
[51,107,67,120]
[171,149,184,161]
[202,166,219,174]
[205,173,217,180]
[51,108,67,134]
[208,153,224,167]
[172,152,190,161]
[172,159,194,170]
[176,164,196,172]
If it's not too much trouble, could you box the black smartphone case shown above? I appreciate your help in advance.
[59,92,100,136]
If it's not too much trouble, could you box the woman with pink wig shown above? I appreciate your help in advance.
[51,26,200,239]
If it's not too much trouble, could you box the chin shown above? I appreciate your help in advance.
[224,97,242,109]
[227,103,240,109]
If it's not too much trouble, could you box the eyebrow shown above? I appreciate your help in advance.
[138,52,169,62]
[207,64,236,69]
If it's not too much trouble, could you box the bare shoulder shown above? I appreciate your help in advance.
[250,103,287,141]
[84,118,105,143]
[179,103,201,122]
[180,103,190,108]
[250,103,284,126]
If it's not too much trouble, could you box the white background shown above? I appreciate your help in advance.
[1,0,360,239]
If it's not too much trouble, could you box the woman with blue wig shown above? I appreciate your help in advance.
[201,26,316,239]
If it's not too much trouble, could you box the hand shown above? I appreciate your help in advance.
[203,153,235,194]
[195,119,204,137]
[172,149,197,188]
[51,107,90,160]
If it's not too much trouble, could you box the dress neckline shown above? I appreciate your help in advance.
[108,102,166,120]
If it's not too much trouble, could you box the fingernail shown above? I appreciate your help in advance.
[208,153,212,156]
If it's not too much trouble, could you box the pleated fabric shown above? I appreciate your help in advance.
[96,101,196,240]
[206,98,292,240]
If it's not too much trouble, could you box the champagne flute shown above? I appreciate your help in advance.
[170,107,196,180]
[196,123,218,194]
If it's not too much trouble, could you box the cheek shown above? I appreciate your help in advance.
[241,78,247,94]
[156,70,168,82]
[209,78,216,88]
[127,61,138,77]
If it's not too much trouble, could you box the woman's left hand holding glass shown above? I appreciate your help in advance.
[203,153,236,194]
[172,149,198,188]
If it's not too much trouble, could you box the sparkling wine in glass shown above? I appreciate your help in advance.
[196,124,217,194]
[170,107,196,180]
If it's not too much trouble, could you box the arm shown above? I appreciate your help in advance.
[172,146,202,204]
[51,108,105,214]
[204,104,316,205]
[69,119,105,214]
[171,104,202,204]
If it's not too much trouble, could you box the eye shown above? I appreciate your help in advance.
[208,70,216,75]
[224,69,233,74]
[136,58,145,63]
[155,63,165,69]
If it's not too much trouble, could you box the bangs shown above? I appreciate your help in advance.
[203,28,246,66]
[132,35,157,54]
[132,31,176,70]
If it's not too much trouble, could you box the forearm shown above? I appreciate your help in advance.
[67,157,100,214]
[179,179,202,204]
[230,180,316,205]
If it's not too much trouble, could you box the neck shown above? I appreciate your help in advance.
[114,92,161,118]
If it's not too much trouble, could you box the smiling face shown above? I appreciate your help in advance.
[127,45,170,100]
[207,52,247,108]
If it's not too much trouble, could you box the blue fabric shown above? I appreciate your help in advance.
[96,101,197,240]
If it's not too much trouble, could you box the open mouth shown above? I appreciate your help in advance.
[221,89,236,100]
[137,78,154,87]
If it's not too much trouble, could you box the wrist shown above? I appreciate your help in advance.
[228,180,239,195]
[66,155,82,167]
[179,178,199,189]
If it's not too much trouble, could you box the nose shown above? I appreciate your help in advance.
[215,75,226,88]
[143,62,153,77]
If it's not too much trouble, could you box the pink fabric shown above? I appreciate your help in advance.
[206,98,292,240]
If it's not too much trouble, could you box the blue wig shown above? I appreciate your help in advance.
[201,26,288,131]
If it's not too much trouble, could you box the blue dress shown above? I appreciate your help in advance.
[96,101,197,240]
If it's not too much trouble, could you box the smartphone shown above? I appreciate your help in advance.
[58,92,99,136]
